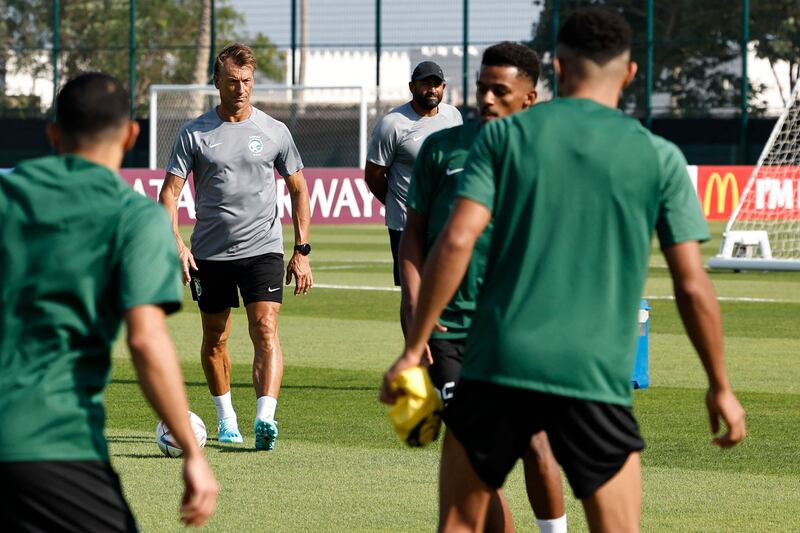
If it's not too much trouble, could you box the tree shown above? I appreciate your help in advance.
[750,2,800,108]
[531,0,768,117]
[1,0,284,117]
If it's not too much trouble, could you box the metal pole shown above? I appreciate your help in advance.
[462,0,469,112]
[645,0,653,128]
[376,0,381,90]
[52,0,59,116]
[208,0,216,82]
[551,0,559,97]
[740,0,749,163]
[291,0,297,85]
[129,0,136,118]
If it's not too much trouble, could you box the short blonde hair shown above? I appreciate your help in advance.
[214,43,257,79]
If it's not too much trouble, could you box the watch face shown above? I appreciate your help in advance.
[295,243,311,255]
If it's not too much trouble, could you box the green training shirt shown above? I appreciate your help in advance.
[0,155,182,462]
[407,121,490,339]
[456,98,709,405]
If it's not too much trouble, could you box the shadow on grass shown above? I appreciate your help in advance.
[110,379,375,392]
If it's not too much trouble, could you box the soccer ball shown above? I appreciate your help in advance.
[155,411,207,458]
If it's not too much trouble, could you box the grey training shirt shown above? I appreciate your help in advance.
[166,107,303,260]
[367,102,462,230]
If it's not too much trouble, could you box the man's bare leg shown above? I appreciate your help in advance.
[484,489,514,533]
[439,430,494,533]
[246,301,283,450]
[581,452,641,533]
[200,309,233,395]
[523,431,566,518]
[245,301,283,398]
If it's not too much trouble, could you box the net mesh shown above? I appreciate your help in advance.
[151,86,367,168]
[725,81,800,260]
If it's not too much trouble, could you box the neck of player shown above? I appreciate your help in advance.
[410,100,439,118]
[217,103,253,123]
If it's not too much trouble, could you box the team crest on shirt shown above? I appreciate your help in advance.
[248,136,264,155]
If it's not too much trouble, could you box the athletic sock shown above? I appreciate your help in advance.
[212,391,236,422]
[536,515,567,533]
[256,395,278,422]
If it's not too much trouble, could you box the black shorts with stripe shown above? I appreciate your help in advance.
[444,379,645,499]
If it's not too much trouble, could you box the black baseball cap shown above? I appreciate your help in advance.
[411,61,445,82]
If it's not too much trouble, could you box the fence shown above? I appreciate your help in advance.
[2,1,797,164]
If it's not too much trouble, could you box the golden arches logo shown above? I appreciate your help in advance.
[703,172,740,216]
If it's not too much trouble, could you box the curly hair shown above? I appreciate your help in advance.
[481,42,540,83]
[557,8,632,65]
[213,43,257,78]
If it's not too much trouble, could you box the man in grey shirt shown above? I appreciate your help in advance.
[160,43,312,452]
[365,61,463,289]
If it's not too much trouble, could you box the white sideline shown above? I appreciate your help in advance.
[312,284,788,302]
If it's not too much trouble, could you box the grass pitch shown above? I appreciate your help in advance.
[107,222,800,532]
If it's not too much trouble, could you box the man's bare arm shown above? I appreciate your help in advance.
[284,170,313,295]
[663,241,746,448]
[364,161,389,205]
[399,208,428,335]
[125,305,218,526]
[158,173,195,284]
[381,198,491,403]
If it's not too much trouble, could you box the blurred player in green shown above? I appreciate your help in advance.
[0,72,218,530]
[400,42,566,533]
[383,9,745,532]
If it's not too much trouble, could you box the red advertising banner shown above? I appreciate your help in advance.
[120,165,798,224]
[119,168,384,225]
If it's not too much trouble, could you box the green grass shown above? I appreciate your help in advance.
[106,222,800,532]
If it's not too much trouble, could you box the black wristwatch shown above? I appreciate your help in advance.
[294,243,312,256]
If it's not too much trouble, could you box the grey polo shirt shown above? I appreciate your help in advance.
[367,102,462,230]
[166,107,303,260]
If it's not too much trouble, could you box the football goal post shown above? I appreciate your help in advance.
[149,84,368,170]
[708,79,800,271]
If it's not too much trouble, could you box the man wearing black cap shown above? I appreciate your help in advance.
[365,61,462,300]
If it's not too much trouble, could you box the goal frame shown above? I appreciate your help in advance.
[708,78,800,271]
[148,84,369,170]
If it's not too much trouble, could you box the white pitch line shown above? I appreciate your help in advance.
[312,285,791,302]
[644,295,792,303]
[315,283,400,292]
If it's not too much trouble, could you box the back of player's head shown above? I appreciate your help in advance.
[481,42,540,84]
[56,72,130,142]
[557,8,632,65]
[214,43,257,78]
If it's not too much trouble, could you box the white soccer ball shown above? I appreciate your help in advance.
[155,411,207,458]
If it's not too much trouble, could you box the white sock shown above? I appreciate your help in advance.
[212,391,236,422]
[536,515,567,533]
[256,396,278,422]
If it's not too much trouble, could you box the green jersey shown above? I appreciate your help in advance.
[0,155,182,462]
[456,98,709,405]
[407,121,490,339]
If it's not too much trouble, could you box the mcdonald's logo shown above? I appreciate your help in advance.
[703,172,740,216]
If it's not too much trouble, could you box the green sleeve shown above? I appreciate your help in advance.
[118,197,183,314]
[407,135,438,217]
[654,137,710,248]
[456,120,501,214]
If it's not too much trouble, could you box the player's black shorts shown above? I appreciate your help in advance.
[444,379,645,499]
[191,252,284,313]
[427,338,465,408]
[0,460,138,532]
[388,228,402,286]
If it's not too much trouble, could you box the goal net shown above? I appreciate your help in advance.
[149,85,368,170]
[708,79,800,271]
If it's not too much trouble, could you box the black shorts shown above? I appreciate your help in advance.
[388,228,402,286]
[444,379,645,499]
[427,338,465,408]
[0,460,138,532]
[191,252,284,313]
